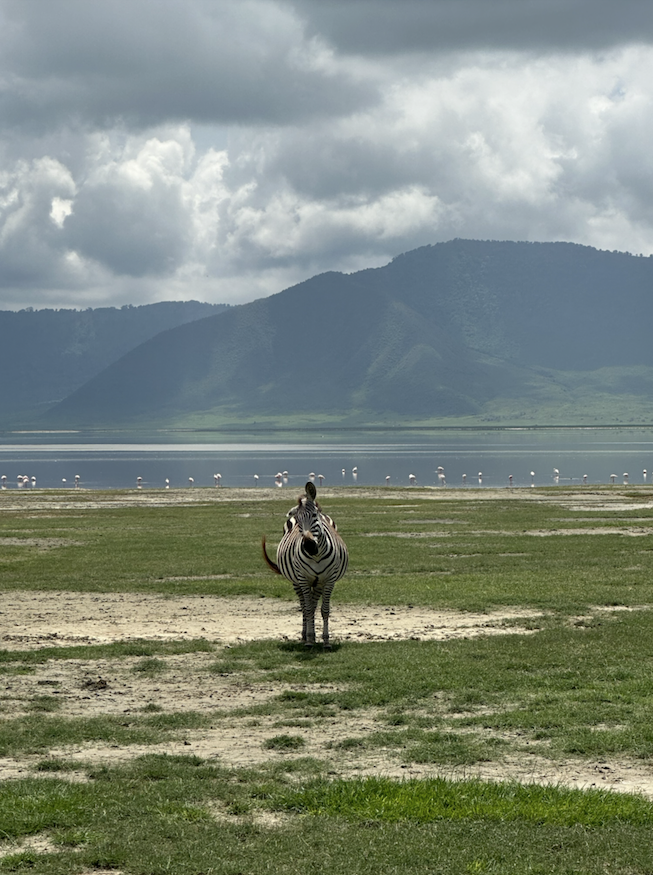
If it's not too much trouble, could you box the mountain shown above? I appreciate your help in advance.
[0,301,228,425]
[43,240,653,428]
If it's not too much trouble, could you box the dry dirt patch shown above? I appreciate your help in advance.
[0,834,60,862]
[0,591,542,650]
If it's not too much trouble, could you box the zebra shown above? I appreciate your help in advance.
[262,481,348,649]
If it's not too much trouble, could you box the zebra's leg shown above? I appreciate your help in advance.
[320,582,335,650]
[293,583,310,645]
[297,584,317,646]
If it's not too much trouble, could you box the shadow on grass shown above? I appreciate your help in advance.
[278,641,344,659]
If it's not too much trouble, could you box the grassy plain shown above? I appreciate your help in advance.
[2,485,653,872]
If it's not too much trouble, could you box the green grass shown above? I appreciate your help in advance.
[273,774,653,826]
[2,756,653,873]
[263,734,306,751]
[0,712,214,758]
[3,486,653,613]
[5,488,653,872]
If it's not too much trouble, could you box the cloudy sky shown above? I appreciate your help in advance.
[2,0,653,310]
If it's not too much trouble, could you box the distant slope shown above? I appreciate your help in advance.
[1,301,228,424]
[44,240,653,427]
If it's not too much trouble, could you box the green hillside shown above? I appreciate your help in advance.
[43,240,653,428]
[0,301,228,427]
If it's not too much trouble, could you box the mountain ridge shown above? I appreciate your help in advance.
[42,239,653,428]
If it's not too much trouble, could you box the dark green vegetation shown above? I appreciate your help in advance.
[0,300,227,427]
[43,239,653,428]
[4,756,653,874]
[4,486,653,872]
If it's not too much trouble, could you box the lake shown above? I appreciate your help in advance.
[1,428,653,490]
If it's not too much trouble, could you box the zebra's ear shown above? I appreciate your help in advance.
[305,481,317,500]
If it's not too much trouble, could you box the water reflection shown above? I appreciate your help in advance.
[1,429,653,490]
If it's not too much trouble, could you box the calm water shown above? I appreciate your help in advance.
[2,429,653,490]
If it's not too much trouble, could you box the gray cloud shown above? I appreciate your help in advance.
[0,0,652,310]
[291,0,653,55]
[0,0,375,132]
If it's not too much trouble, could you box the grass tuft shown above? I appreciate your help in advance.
[263,735,306,752]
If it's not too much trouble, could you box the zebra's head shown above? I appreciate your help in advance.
[288,481,321,557]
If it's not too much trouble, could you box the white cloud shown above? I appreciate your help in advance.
[50,196,73,228]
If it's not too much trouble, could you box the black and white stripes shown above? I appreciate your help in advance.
[262,481,348,649]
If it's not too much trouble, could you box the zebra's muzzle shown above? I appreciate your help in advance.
[301,531,319,556]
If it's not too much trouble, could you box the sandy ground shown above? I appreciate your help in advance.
[0,591,542,650]
[2,591,653,804]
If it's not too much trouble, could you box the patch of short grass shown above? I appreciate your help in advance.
[4,756,653,874]
[26,695,63,713]
[263,734,306,752]
[332,728,506,765]
[272,775,653,827]
[0,711,213,757]
[4,489,653,613]
[132,656,168,675]
[33,759,84,773]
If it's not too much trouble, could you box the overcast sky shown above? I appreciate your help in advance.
[2,0,653,310]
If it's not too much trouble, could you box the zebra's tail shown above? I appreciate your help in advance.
[261,536,281,575]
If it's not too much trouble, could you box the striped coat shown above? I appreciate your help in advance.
[262,481,348,649]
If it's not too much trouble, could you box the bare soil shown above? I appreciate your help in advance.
[2,591,653,800]
[0,591,542,650]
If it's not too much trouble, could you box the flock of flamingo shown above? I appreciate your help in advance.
[0,467,647,490]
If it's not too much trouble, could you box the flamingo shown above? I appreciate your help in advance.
[188,477,194,487]
[610,474,617,484]
[409,473,416,485]
[385,475,390,485]
[165,478,170,489]
[530,471,535,487]
[462,473,467,484]
[254,474,259,486]
[644,469,648,483]
[74,474,80,488]
[436,466,446,486]
[1,475,6,489]
[309,472,316,482]
[31,476,36,488]
[583,474,588,484]
[214,473,221,487]
[318,474,324,485]
[623,472,629,485]
[137,476,142,489]
[508,474,513,486]
[352,466,358,482]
